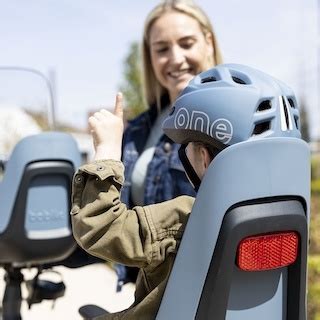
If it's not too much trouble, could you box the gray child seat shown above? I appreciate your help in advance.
[156,137,310,320]
[0,132,81,319]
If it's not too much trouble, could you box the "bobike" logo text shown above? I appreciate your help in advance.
[174,108,233,144]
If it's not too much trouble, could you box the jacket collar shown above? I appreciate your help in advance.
[128,94,170,130]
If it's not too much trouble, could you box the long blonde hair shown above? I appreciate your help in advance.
[142,0,223,109]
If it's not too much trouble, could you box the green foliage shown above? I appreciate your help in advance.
[309,187,320,319]
[308,255,320,319]
[311,156,320,194]
[309,255,320,273]
[312,180,320,194]
[310,194,320,255]
[119,42,147,119]
[312,156,320,180]
[308,154,320,319]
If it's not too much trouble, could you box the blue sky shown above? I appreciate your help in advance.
[0,0,318,138]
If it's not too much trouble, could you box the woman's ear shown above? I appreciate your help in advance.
[205,32,214,56]
[205,32,213,47]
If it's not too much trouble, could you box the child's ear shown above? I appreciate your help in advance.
[200,146,212,170]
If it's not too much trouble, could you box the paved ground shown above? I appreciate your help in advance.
[0,263,135,319]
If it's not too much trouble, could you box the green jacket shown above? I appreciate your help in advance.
[71,159,194,319]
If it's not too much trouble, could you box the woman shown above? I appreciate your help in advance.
[117,0,223,289]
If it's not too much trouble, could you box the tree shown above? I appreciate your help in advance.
[119,42,146,120]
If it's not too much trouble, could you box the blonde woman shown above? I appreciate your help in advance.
[118,0,223,288]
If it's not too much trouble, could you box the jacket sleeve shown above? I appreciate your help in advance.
[70,159,194,268]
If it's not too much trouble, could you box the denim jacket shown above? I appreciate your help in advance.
[116,104,196,291]
[121,105,196,207]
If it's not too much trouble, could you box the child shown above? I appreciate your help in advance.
[71,64,301,319]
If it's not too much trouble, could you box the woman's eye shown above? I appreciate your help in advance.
[181,41,195,49]
[156,47,168,53]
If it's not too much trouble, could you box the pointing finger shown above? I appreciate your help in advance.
[114,92,123,118]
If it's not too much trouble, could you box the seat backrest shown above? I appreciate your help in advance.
[0,132,82,265]
[156,137,310,320]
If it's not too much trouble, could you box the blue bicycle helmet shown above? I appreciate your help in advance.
[162,63,301,190]
[163,63,301,146]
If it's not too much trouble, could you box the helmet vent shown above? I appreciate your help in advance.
[252,121,270,135]
[281,96,291,130]
[201,76,217,84]
[169,106,175,115]
[232,76,247,85]
[257,100,272,112]
[294,116,299,129]
[288,98,295,108]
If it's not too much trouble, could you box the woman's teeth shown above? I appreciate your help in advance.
[171,69,191,77]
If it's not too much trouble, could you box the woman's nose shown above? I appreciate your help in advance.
[170,45,185,65]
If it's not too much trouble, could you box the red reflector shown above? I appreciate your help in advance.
[237,232,299,271]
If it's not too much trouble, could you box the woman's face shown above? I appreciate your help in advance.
[149,11,213,104]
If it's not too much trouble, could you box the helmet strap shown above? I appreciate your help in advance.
[178,144,201,192]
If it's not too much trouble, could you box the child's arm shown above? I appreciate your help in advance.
[71,158,150,267]
[70,93,194,268]
[71,159,193,268]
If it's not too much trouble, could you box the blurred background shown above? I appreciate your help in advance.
[0,0,320,318]
[0,0,318,138]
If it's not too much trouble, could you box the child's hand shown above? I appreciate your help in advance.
[88,92,124,161]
